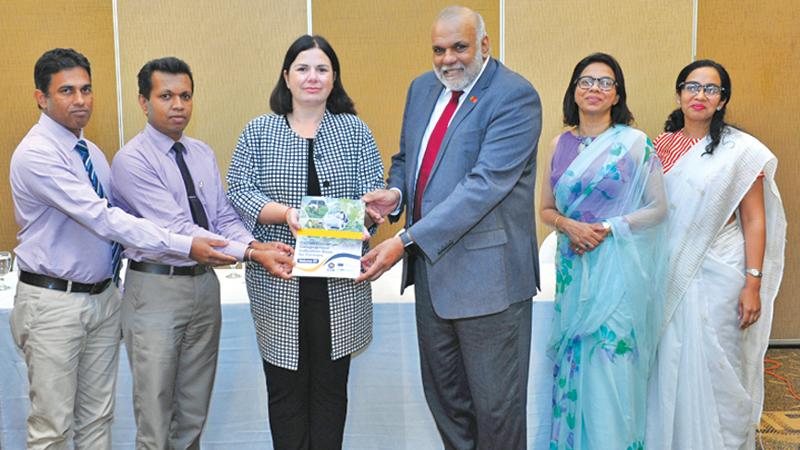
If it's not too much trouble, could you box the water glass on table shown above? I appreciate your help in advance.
[0,251,12,291]
[226,262,242,279]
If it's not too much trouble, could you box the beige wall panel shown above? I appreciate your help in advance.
[505,0,693,243]
[0,1,118,253]
[117,0,307,176]
[698,0,800,339]
[313,0,499,243]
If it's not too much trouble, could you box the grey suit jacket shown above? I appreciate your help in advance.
[387,58,542,319]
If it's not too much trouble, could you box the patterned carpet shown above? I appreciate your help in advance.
[758,348,800,449]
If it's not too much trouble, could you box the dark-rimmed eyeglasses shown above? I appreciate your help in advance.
[575,76,617,91]
[679,81,724,97]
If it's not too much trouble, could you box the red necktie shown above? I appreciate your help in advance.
[413,90,463,222]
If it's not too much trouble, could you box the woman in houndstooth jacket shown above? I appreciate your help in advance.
[226,35,384,449]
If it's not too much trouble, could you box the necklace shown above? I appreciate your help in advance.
[576,136,594,153]
[575,124,611,152]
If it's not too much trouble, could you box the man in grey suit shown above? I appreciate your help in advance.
[357,6,541,449]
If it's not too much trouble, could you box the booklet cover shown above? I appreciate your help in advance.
[292,196,365,278]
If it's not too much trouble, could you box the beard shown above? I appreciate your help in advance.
[433,53,484,91]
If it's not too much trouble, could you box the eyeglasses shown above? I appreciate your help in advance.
[679,81,724,97]
[575,76,617,91]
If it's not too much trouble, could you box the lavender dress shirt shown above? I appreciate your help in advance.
[9,113,193,284]
[111,123,253,266]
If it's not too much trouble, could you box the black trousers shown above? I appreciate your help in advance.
[262,279,351,450]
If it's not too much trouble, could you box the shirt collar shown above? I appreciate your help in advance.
[38,112,84,146]
[144,122,187,154]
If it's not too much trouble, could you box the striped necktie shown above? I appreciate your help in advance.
[74,139,122,284]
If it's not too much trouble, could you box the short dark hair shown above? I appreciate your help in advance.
[562,52,634,127]
[664,59,732,155]
[270,35,356,115]
[137,56,194,98]
[34,48,91,94]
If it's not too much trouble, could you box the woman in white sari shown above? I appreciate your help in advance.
[646,60,787,450]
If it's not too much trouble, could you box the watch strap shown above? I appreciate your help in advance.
[399,230,414,247]
[745,268,763,278]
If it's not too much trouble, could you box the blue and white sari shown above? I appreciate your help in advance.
[549,125,668,450]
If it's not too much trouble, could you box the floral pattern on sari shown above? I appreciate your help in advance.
[550,326,640,449]
[548,126,667,450]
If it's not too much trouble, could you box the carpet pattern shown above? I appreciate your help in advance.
[758,348,800,449]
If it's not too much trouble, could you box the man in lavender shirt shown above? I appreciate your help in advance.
[8,49,246,450]
[110,57,291,449]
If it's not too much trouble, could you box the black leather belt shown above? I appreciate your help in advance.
[129,261,210,276]
[19,271,112,295]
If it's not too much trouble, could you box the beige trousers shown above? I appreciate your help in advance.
[121,268,221,450]
[10,281,121,450]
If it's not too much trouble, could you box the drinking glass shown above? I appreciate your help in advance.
[226,261,242,279]
[0,251,12,291]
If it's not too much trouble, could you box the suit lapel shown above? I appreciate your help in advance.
[425,58,499,185]
[407,82,445,198]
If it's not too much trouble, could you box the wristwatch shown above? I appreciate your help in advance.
[745,268,763,278]
[398,230,414,247]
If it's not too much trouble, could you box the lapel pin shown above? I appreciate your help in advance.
[470,96,478,103]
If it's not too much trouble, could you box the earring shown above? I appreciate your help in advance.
[716,106,722,111]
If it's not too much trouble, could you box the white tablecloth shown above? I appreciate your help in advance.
[0,265,554,449]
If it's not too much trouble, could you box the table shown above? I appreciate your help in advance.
[0,264,555,449]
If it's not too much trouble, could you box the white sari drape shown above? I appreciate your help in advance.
[646,128,786,450]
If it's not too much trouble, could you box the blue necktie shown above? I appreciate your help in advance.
[74,140,122,284]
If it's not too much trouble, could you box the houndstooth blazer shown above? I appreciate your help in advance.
[227,111,385,370]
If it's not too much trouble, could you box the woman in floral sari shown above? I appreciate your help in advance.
[540,53,668,450]
[646,60,786,450]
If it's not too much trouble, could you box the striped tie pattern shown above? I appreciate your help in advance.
[74,140,122,284]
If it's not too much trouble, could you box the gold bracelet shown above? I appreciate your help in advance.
[554,216,562,231]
